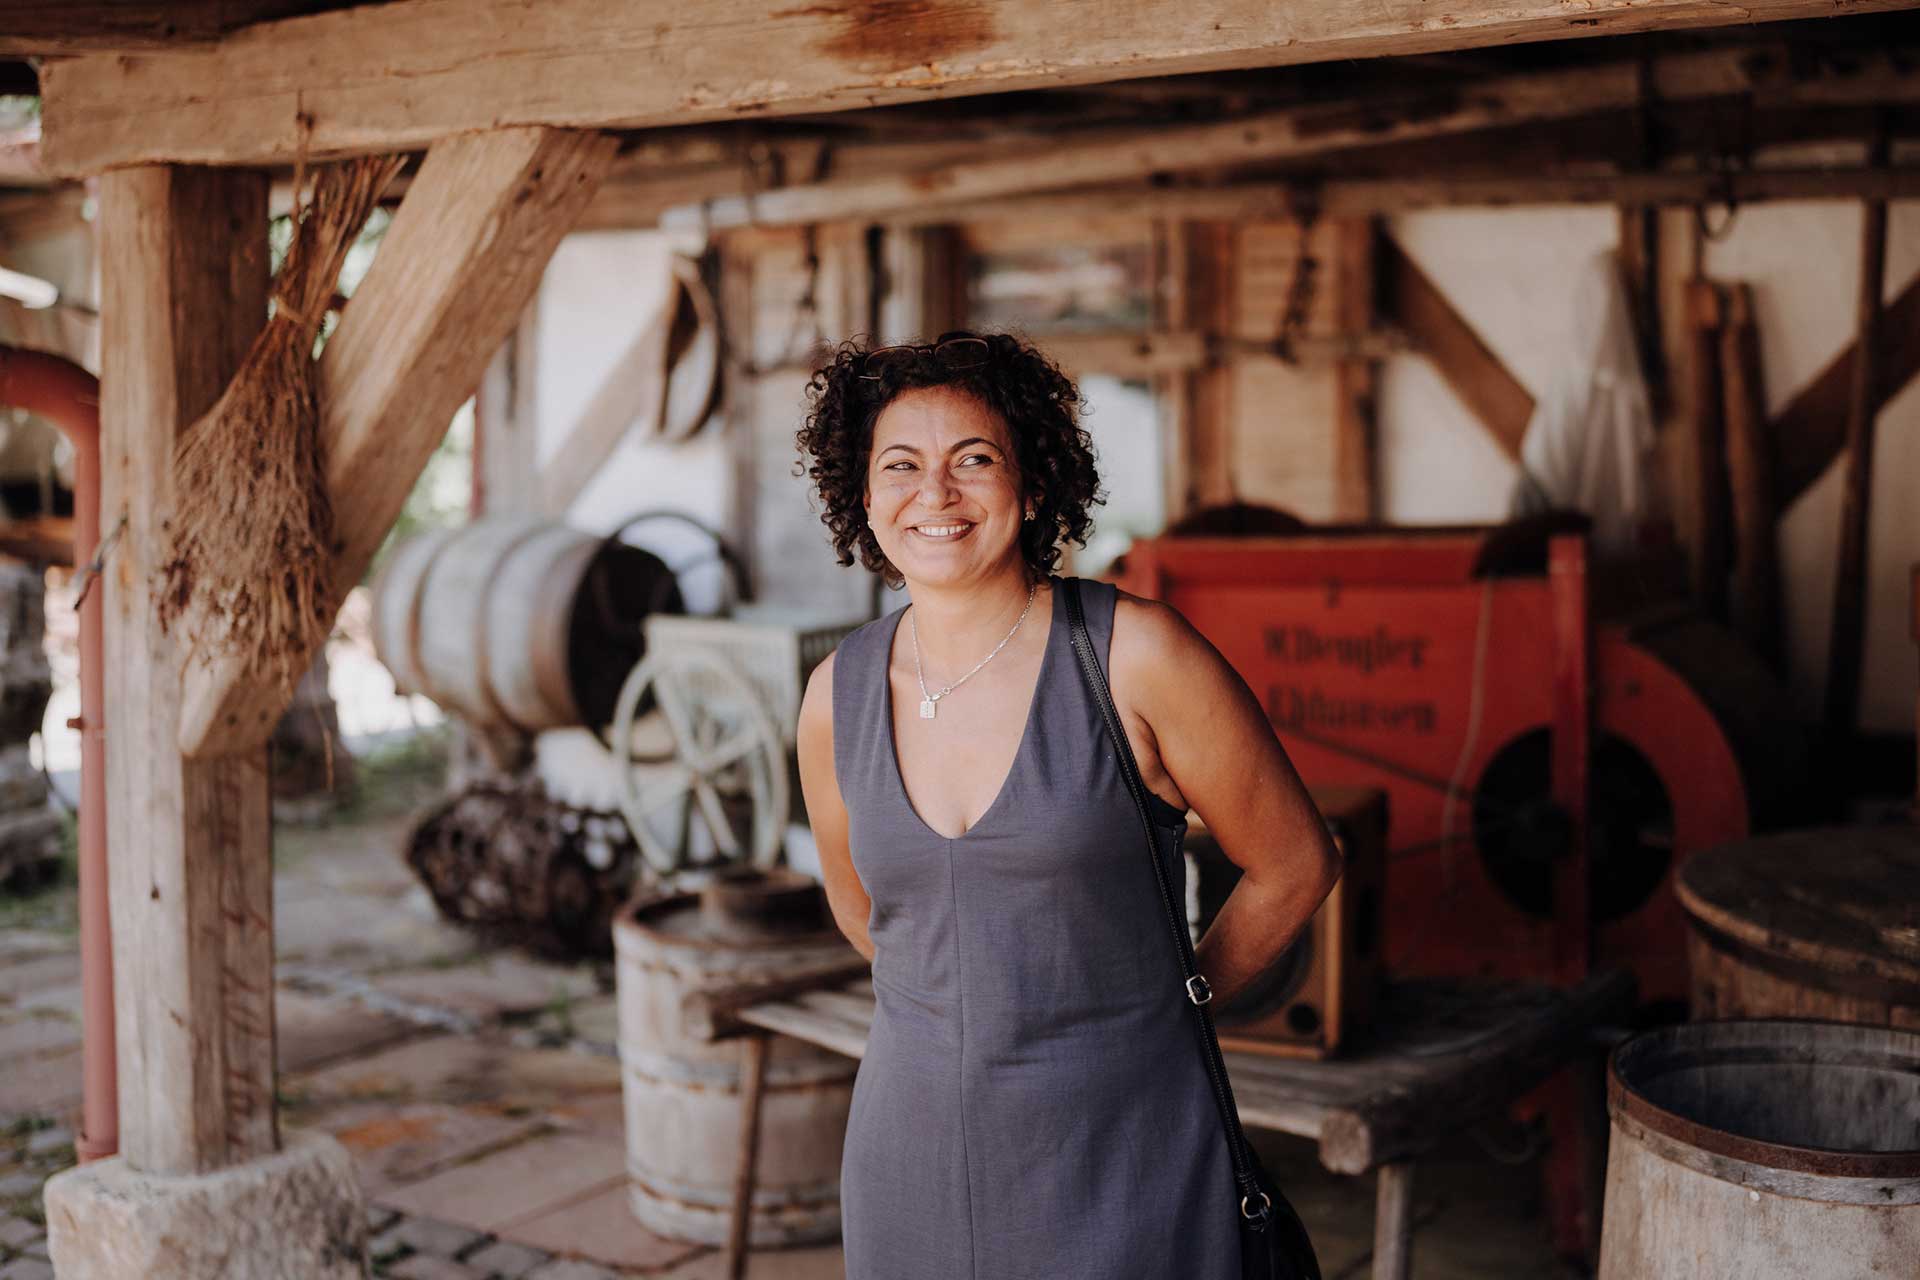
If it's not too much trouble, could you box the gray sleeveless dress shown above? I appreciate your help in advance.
[831,576,1242,1278]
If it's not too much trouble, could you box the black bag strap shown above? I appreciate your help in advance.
[1062,578,1272,1225]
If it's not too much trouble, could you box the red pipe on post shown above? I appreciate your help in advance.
[0,345,114,1163]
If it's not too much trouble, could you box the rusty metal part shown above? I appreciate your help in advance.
[405,778,645,960]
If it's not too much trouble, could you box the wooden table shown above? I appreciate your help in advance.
[733,968,1635,1279]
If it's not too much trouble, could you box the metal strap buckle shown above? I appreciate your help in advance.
[1185,975,1212,1005]
[1241,1190,1272,1221]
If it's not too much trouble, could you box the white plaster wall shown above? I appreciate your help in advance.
[1702,201,1920,732]
[533,230,736,611]
[1380,203,1920,733]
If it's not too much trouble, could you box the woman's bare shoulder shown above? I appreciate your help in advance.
[797,648,837,738]
[1111,587,1205,664]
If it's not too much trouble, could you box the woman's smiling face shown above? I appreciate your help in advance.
[864,385,1028,590]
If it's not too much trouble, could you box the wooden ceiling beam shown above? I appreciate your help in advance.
[0,1,368,56]
[39,0,1920,175]
[661,45,1920,231]
[872,167,1920,229]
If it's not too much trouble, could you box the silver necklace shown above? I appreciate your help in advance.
[909,582,1038,720]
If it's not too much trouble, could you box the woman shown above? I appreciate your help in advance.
[794,331,1340,1278]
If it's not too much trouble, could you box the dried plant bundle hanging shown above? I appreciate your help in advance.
[158,153,403,704]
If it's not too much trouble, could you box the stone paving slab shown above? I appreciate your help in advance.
[378,1133,625,1235]
[0,1048,82,1118]
[387,1254,487,1280]
[0,1014,79,1065]
[275,988,421,1076]
[0,955,78,1005]
[316,1101,549,1198]
[370,954,601,1027]
[464,1237,553,1278]
[542,1090,626,1149]
[659,1245,846,1280]
[524,1262,621,1280]
[290,1034,621,1113]
[385,1214,488,1261]
[504,1184,705,1274]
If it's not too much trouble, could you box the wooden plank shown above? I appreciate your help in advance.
[1826,125,1892,737]
[1315,969,1635,1174]
[879,167,1920,231]
[662,46,1920,232]
[537,293,672,515]
[1333,218,1380,522]
[1771,271,1920,507]
[176,127,618,757]
[1184,222,1237,512]
[733,1001,871,1061]
[0,1,361,56]
[97,164,276,1175]
[1381,234,1532,459]
[1720,282,1782,669]
[1040,330,1208,379]
[41,8,1920,175]
[1685,279,1731,617]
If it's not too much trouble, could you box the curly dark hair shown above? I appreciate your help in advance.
[795,331,1103,587]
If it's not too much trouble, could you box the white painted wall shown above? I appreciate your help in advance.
[1383,203,1920,733]
[533,230,738,612]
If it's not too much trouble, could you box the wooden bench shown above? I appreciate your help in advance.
[714,967,1633,1279]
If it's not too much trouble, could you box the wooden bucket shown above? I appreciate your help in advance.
[612,876,857,1246]
[370,515,678,732]
[1599,1020,1920,1279]
[1676,827,1920,1027]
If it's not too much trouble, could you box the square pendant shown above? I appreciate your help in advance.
[919,699,936,719]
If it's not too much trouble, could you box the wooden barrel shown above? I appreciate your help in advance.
[612,873,857,1246]
[370,516,679,732]
[1599,1020,1920,1278]
[1676,827,1920,1027]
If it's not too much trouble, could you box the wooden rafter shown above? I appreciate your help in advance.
[38,2,1920,174]
[877,167,1920,230]
[1771,271,1920,507]
[0,1,369,56]
[176,126,618,757]
[660,45,1920,231]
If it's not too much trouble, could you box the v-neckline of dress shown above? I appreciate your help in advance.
[881,577,1060,843]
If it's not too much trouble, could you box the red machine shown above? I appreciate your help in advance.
[1119,529,1802,1006]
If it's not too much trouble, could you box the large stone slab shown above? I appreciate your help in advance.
[41,1130,364,1279]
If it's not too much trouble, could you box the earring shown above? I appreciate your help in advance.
[1023,509,1035,521]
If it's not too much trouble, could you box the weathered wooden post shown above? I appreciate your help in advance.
[41,127,619,1277]
[41,165,368,1275]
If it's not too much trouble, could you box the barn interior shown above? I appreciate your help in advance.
[0,4,1917,1279]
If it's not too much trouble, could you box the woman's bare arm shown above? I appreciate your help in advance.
[1110,594,1340,1008]
[796,651,875,961]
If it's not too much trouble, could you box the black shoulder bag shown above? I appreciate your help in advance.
[1063,579,1321,1280]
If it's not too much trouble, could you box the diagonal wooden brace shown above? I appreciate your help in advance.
[177,125,618,758]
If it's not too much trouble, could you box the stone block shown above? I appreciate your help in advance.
[463,1237,551,1278]
[387,1213,485,1260]
[387,1255,484,1280]
[42,1129,365,1279]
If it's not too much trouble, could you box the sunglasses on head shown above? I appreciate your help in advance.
[857,333,992,381]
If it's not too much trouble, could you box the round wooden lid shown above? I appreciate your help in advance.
[1675,827,1920,994]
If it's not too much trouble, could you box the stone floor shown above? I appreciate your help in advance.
[0,740,1580,1278]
